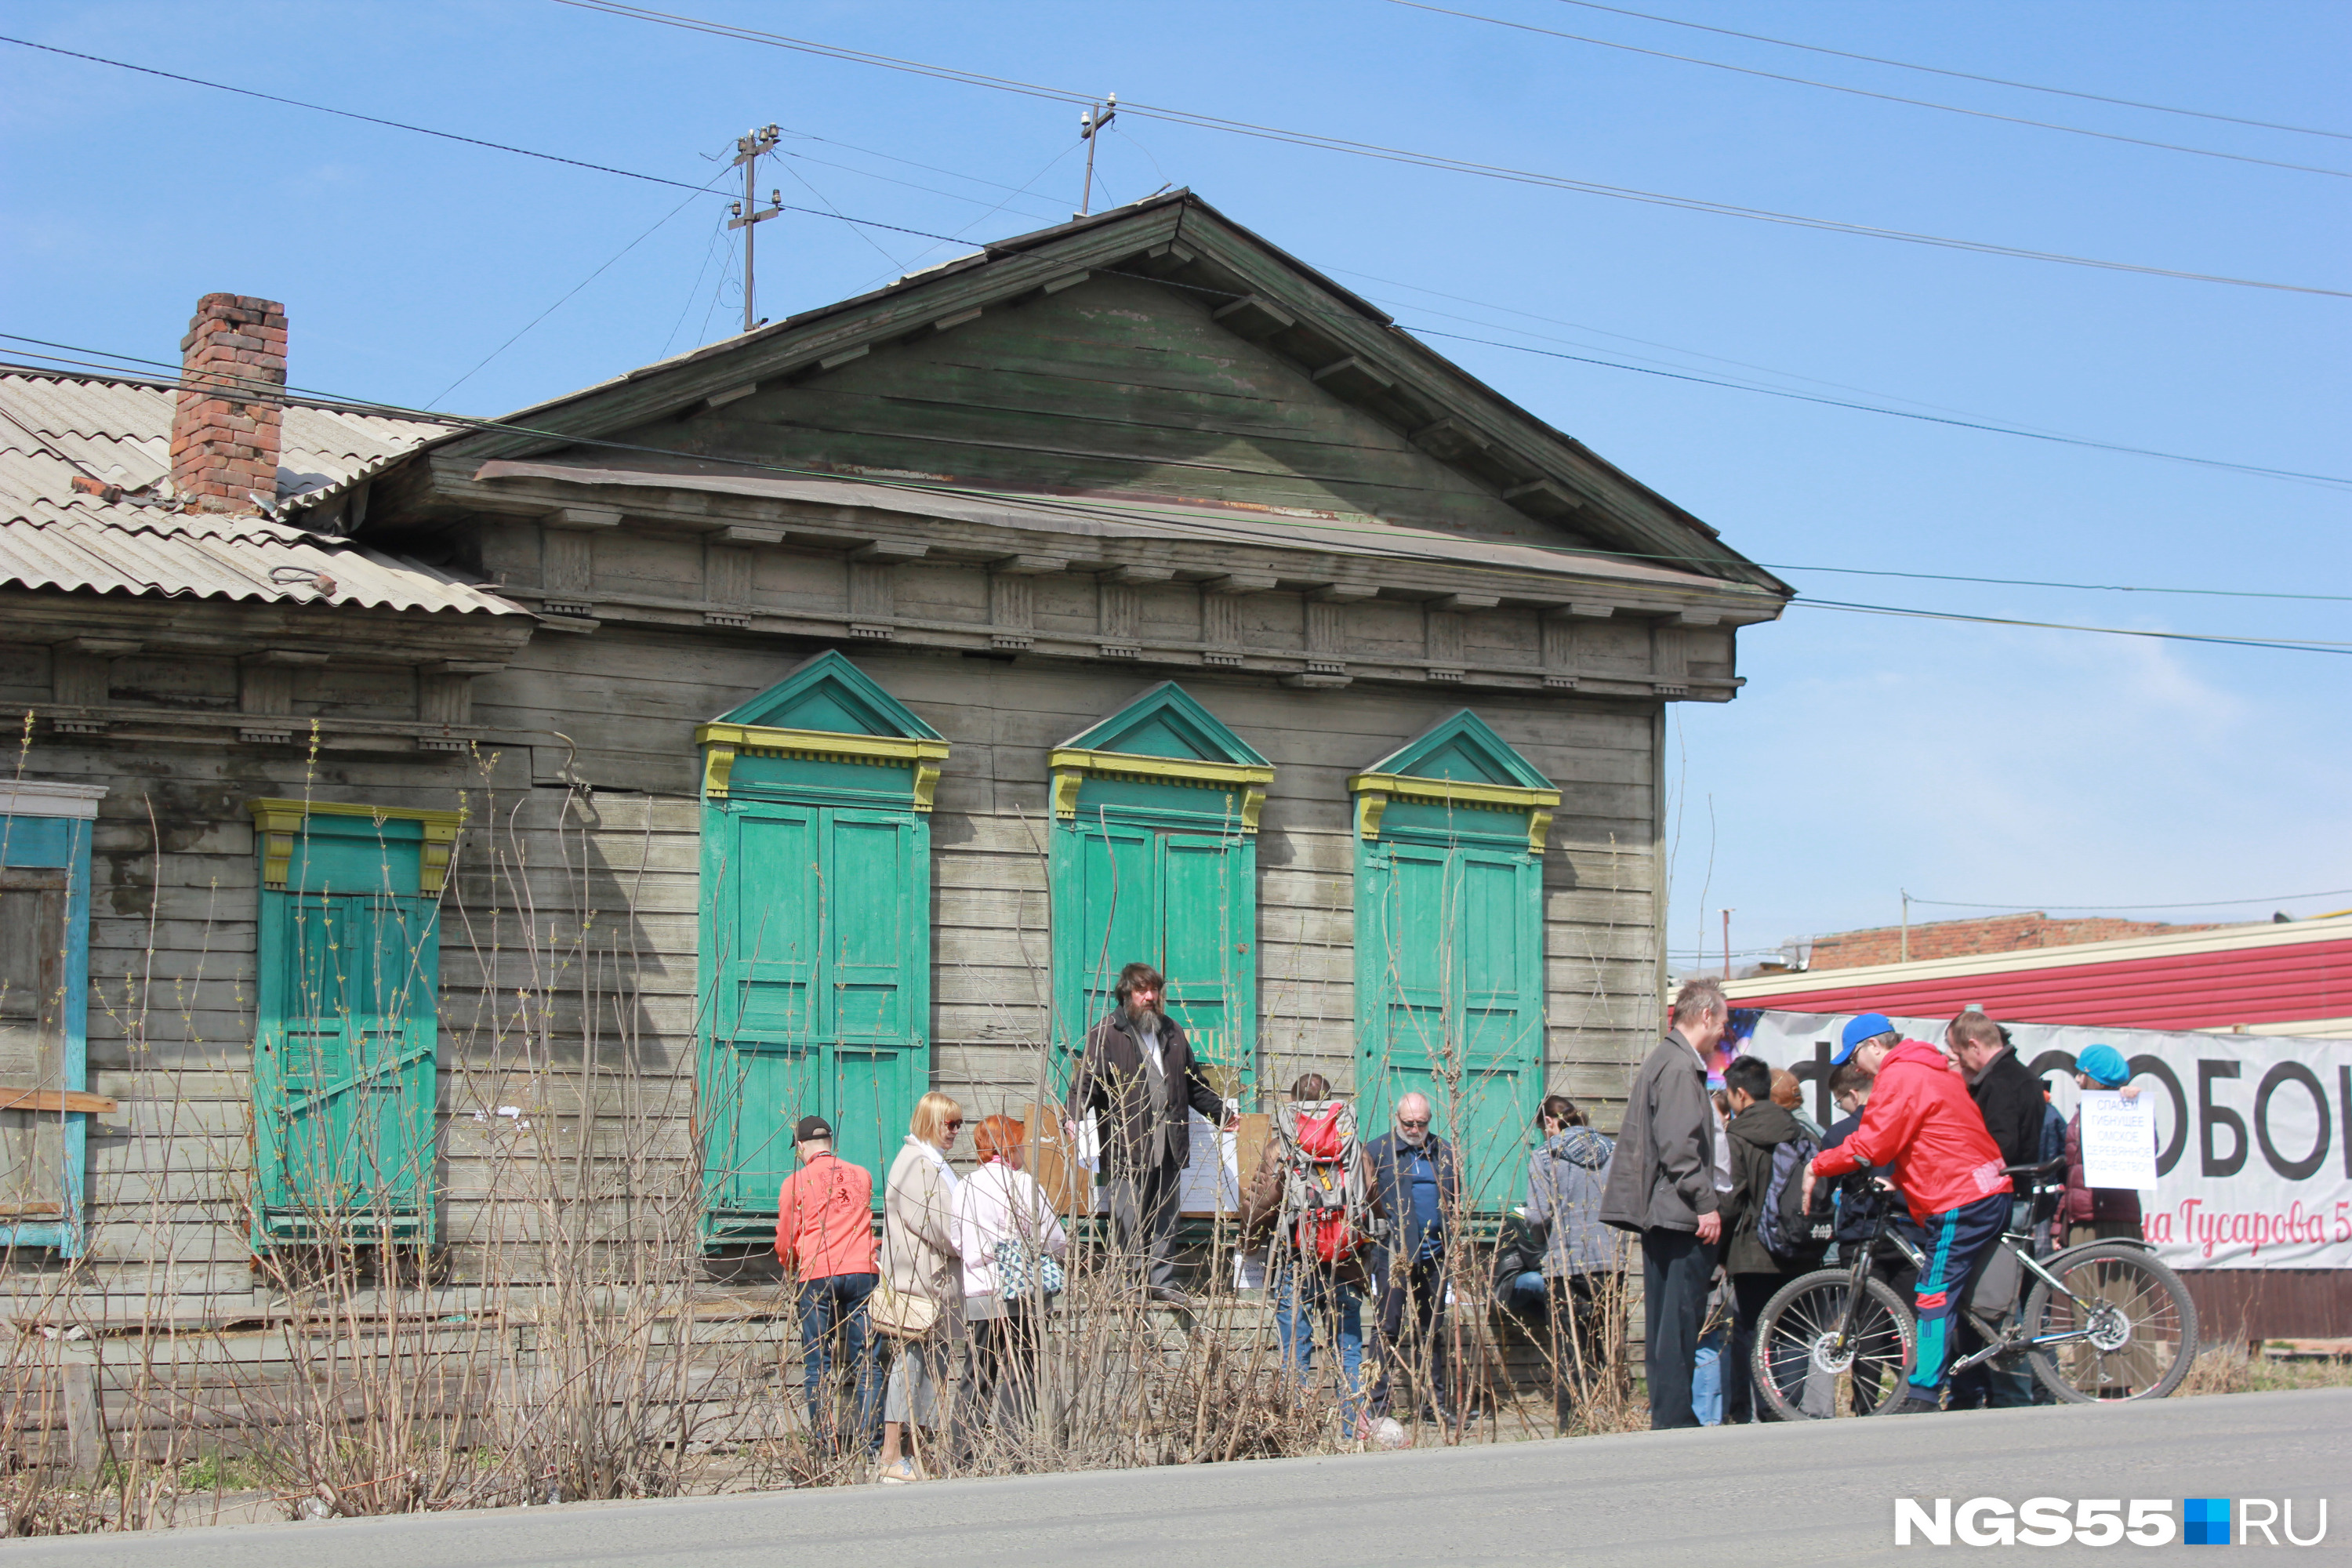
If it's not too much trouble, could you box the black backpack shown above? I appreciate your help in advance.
[1755,1131,1831,1267]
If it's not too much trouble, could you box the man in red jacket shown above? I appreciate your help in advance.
[1802,1014,2014,1414]
[776,1115,882,1452]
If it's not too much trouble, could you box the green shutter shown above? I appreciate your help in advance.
[1047,684,1269,1097]
[1351,713,1555,1214]
[700,800,929,1234]
[1052,818,1256,1090]
[695,653,942,1241]
[252,813,440,1241]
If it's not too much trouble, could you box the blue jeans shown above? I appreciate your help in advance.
[1504,1269,1548,1313]
[797,1272,882,1450]
[1272,1263,1364,1426]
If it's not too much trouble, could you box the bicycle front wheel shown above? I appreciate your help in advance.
[1752,1269,1917,1421]
[2023,1243,2198,1403]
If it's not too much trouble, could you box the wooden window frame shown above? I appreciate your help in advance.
[0,782,108,1256]
[1047,684,1272,1106]
[1348,713,1559,1213]
[246,798,459,1245]
[694,652,946,1243]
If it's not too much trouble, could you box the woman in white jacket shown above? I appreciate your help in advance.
[954,1114,1068,1439]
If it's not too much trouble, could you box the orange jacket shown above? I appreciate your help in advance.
[1811,1040,2013,1224]
[775,1153,878,1279]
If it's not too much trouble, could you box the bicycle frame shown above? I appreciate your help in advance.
[1949,1233,2161,1373]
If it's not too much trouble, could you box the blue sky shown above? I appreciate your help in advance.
[5,0,2346,961]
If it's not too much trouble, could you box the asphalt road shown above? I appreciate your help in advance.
[19,1389,2349,1566]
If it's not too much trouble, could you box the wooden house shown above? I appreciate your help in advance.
[0,194,1786,1309]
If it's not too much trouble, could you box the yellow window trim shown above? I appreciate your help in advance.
[247,799,466,895]
[1345,772,1559,855]
[695,722,949,811]
[1047,747,1275,835]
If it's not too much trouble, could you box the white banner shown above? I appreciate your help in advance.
[1733,1010,2352,1272]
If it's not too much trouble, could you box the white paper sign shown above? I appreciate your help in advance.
[1232,1249,1268,1291]
[1177,1112,1240,1214]
[2079,1091,2158,1189]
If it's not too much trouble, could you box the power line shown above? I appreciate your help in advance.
[1390,0,2352,180]
[5,332,2345,659]
[1405,324,2352,488]
[13,31,2347,485]
[544,1,2352,300]
[431,171,731,406]
[1787,598,2350,655]
[1552,0,2352,144]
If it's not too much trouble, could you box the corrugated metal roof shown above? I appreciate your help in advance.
[0,368,524,615]
[1724,915,2352,1033]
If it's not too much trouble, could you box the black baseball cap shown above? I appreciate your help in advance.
[794,1115,833,1142]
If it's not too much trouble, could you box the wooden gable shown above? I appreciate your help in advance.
[614,268,1605,553]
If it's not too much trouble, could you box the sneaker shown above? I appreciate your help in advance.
[876,1457,920,1485]
[1146,1285,1200,1309]
[1890,1396,1944,1415]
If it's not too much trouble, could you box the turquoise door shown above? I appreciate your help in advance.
[256,885,439,1237]
[1053,818,1254,1094]
[1357,834,1543,1210]
[701,800,925,1230]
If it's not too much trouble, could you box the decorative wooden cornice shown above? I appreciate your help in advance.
[695,722,949,810]
[247,798,466,894]
[1346,771,1560,854]
[1048,747,1274,834]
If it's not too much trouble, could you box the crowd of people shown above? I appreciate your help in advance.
[1615,976,2147,1427]
[771,963,2150,1483]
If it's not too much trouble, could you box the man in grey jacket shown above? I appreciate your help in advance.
[1599,976,1727,1428]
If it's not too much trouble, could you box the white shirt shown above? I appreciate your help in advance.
[951,1160,1069,1298]
[910,1134,960,1194]
[1136,1015,1164,1076]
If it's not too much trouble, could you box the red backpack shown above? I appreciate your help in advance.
[1273,1099,1370,1266]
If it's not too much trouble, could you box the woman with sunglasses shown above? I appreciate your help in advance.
[876,1091,964,1483]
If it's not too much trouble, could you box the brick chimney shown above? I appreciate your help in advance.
[169,293,287,512]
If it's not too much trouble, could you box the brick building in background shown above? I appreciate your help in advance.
[1806,911,2218,971]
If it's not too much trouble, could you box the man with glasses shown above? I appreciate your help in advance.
[1363,1092,1467,1428]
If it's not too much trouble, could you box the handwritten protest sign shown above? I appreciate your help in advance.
[2078,1091,2158,1189]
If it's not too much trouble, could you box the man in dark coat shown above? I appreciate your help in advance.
[1363,1092,1464,1425]
[1947,1011,2043,1409]
[1599,976,1724,1429]
[1064,961,1230,1305]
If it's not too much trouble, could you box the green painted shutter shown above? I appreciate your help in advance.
[1356,832,1542,1211]
[1053,816,1256,1095]
[822,808,925,1185]
[701,800,927,1233]
[1160,833,1247,1082]
[255,829,438,1240]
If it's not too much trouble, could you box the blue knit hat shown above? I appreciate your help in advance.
[2075,1043,2131,1089]
[1832,1012,1896,1066]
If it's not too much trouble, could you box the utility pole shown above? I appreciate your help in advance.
[1900,889,1912,964]
[1077,93,1116,216]
[1721,908,1733,980]
[728,125,782,335]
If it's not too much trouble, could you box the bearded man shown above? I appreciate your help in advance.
[1064,962,1232,1306]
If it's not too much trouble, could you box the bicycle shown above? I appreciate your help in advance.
[1750,1159,2198,1419]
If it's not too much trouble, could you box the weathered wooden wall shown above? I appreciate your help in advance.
[2,572,1664,1312]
